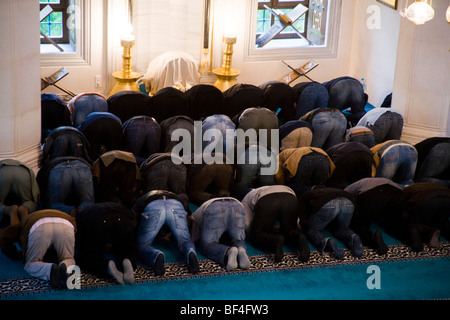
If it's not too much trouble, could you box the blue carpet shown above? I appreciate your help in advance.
[6,258,448,301]
[1,213,449,301]
[1,238,449,301]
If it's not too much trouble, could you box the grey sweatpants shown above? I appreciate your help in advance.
[25,223,75,281]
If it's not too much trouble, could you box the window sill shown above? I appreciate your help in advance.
[258,38,310,49]
[40,43,76,54]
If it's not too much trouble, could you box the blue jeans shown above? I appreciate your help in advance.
[160,116,195,154]
[295,82,329,119]
[77,111,122,130]
[77,112,124,159]
[46,160,95,214]
[202,114,236,155]
[306,197,356,253]
[41,93,72,143]
[376,144,418,186]
[198,199,246,266]
[416,142,450,187]
[41,127,91,165]
[235,145,276,199]
[310,110,347,150]
[123,116,161,166]
[142,158,187,195]
[349,132,376,149]
[70,93,108,127]
[137,198,196,267]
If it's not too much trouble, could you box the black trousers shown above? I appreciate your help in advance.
[94,159,139,209]
[351,185,407,247]
[75,202,137,279]
[249,192,303,253]
[326,151,373,189]
[407,194,450,242]
[188,163,233,206]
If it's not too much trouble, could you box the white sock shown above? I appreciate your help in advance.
[122,259,135,285]
[107,260,124,285]
[226,247,238,271]
[238,247,250,270]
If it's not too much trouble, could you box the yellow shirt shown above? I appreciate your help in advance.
[275,147,335,185]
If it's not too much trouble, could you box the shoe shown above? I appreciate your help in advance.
[154,253,165,276]
[188,251,199,274]
[59,263,68,289]
[50,263,60,290]
[298,234,310,262]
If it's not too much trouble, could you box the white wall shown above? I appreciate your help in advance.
[349,0,401,108]
[133,0,203,76]
[39,0,358,95]
[0,0,42,172]
[392,0,450,143]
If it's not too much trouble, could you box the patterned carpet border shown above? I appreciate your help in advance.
[1,242,449,298]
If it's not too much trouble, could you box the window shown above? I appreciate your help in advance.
[40,0,81,55]
[40,0,90,67]
[40,0,69,44]
[256,0,308,41]
[244,0,341,61]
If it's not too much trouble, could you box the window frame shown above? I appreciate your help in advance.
[244,0,342,62]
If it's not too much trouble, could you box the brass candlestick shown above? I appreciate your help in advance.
[213,35,240,92]
[108,37,142,97]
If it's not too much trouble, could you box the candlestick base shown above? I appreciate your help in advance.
[108,71,142,97]
[212,67,240,92]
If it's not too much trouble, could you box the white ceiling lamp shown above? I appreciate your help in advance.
[400,0,435,25]
[446,5,450,24]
